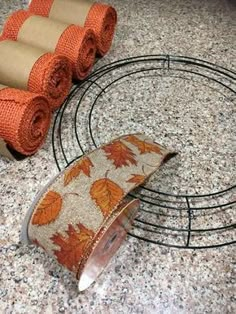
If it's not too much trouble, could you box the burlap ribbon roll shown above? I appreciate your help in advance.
[28,0,117,56]
[0,39,72,110]
[21,133,175,290]
[0,84,51,156]
[2,10,96,80]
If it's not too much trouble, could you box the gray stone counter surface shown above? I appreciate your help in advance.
[0,0,235,313]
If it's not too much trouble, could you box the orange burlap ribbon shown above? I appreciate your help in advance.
[0,86,51,156]
[28,0,117,56]
[0,38,72,111]
[2,10,96,80]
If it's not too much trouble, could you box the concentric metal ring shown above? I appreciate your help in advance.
[52,55,236,249]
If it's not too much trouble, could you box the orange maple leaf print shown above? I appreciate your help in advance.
[124,135,162,155]
[102,140,137,168]
[51,223,94,272]
[126,174,146,186]
[32,191,62,226]
[90,178,124,216]
[64,157,94,186]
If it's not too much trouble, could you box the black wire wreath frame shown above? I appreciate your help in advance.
[52,55,236,249]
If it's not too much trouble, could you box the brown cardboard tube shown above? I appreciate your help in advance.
[18,15,69,52]
[0,139,15,160]
[0,138,27,160]
[2,10,96,80]
[0,84,7,90]
[0,40,45,90]
[28,0,117,56]
[49,0,93,26]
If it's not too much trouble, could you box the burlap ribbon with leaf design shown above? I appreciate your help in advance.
[23,133,176,289]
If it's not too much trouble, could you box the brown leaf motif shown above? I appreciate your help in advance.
[102,140,137,168]
[32,191,62,226]
[51,223,94,272]
[64,157,93,186]
[126,174,146,186]
[32,239,46,251]
[90,178,124,216]
[124,135,162,155]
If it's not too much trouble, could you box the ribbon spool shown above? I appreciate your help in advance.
[28,0,117,56]
[21,133,175,290]
[0,39,72,111]
[2,10,96,80]
[0,84,51,157]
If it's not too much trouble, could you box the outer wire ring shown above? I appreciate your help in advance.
[52,55,236,249]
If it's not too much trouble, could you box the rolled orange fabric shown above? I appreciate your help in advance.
[0,85,51,156]
[2,10,96,80]
[0,38,72,111]
[28,0,117,56]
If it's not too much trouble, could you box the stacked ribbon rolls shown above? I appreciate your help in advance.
[2,10,96,80]
[0,38,72,111]
[28,0,117,56]
[22,133,175,290]
[0,0,117,158]
[0,85,51,156]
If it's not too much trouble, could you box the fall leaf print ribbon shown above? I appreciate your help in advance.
[22,133,176,290]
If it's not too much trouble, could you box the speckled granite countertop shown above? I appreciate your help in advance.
[0,0,236,313]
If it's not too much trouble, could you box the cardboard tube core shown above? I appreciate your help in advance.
[49,0,93,26]
[0,139,15,160]
[18,15,69,52]
[0,84,7,90]
[0,40,45,90]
